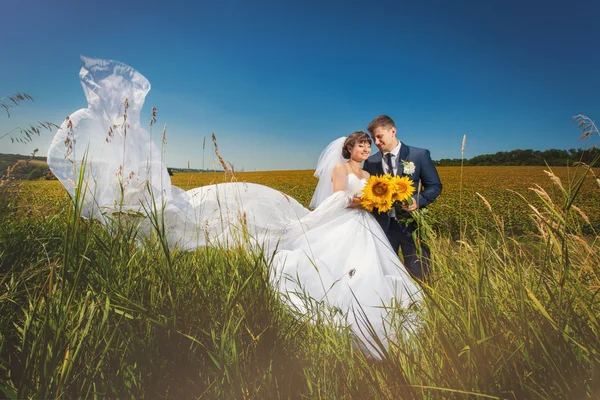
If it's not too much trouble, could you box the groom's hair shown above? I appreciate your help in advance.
[367,115,395,134]
[342,131,371,159]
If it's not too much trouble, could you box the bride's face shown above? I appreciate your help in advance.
[351,141,371,161]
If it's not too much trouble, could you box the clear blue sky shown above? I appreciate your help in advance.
[2,0,599,170]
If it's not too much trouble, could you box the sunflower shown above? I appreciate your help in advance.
[390,175,415,204]
[361,175,395,212]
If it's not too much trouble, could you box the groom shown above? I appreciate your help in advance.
[363,115,442,279]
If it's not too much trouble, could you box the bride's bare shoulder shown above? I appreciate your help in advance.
[333,162,348,174]
[331,162,349,182]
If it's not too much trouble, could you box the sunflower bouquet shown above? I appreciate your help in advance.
[360,174,415,213]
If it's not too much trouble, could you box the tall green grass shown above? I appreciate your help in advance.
[1,158,599,398]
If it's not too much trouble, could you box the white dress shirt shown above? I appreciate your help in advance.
[382,141,401,218]
[382,141,401,175]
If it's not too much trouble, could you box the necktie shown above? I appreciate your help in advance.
[385,153,395,176]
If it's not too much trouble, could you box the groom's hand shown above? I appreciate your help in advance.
[401,197,418,212]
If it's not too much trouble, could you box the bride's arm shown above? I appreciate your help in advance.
[348,197,362,208]
[332,163,363,208]
[331,163,358,208]
[331,163,347,192]
[347,170,369,208]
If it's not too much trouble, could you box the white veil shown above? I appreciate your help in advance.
[47,56,174,223]
[309,137,347,208]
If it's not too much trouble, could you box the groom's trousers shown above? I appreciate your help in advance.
[387,218,431,280]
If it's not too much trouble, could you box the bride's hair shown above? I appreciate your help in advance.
[342,131,371,159]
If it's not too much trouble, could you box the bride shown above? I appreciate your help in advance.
[47,57,422,358]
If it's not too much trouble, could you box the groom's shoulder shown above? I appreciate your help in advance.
[404,144,431,157]
[366,152,381,163]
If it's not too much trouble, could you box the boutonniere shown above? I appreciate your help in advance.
[401,160,415,175]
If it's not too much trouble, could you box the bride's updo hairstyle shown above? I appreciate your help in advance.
[342,131,372,159]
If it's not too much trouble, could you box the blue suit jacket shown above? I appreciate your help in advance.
[363,142,442,228]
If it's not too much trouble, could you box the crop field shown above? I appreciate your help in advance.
[18,165,600,234]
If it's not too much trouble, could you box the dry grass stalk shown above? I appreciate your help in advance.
[149,106,157,127]
[584,167,600,189]
[0,92,33,117]
[211,133,235,180]
[106,126,115,143]
[475,191,492,212]
[3,121,59,144]
[0,92,59,143]
[543,170,564,191]
[0,148,39,189]
[530,184,555,208]
[476,190,505,232]
[573,114,599,141]
[123,98,129,138]
[571,204,590,225]
[64,117,75,159]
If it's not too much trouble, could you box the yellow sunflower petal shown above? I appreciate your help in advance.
[393,176,415,203]
[361,174,397,212]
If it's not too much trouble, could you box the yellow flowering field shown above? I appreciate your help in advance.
[172,169,316,206]
[16,166,600,233]
[432,166,600,233]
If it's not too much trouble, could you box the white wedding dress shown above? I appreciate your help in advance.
[271,174,421,355]
[47,57,422,358]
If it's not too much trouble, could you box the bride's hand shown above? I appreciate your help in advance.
[349,196,362,208]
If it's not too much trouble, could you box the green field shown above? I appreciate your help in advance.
[1,165,599,398]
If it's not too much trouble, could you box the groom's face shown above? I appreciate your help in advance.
[371,126,397,153]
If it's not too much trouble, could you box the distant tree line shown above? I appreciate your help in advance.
[0,153,54,181]
[435,148,600,166]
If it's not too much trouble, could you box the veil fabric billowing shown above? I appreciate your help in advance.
[47,57,311,251]
[47,56,175,223]
[309,137,347,208]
